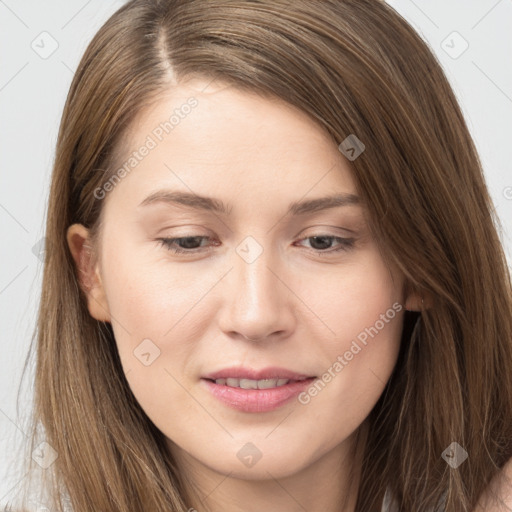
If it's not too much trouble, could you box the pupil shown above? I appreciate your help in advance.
[180,237,202,249]
[310,236,331,250]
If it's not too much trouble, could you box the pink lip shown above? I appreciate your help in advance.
[202,366,314,381]
[201,366,316,413]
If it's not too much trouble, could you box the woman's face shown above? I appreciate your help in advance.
[69,78,410,482]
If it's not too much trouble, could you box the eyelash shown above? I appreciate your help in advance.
[156,234,355,256]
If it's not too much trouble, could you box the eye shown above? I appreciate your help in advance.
[157,236,217,254]
[157,234,355,256]
[294,235,355,255]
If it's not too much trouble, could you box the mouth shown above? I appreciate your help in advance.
[202,366,315,382]
[204,376,311,389]
[201,367,317,412]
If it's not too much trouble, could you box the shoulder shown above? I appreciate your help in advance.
[473,457,512,511]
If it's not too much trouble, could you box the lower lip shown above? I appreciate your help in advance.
[201,378,316,413]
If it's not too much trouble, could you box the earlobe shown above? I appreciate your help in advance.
[66,223,111,322]
[404,293,423,312]
[403,284,432,312]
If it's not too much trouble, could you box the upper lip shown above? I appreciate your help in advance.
[202,366,315,381]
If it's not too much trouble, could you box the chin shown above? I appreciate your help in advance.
[217,438,317,478]
[207,455,310,481]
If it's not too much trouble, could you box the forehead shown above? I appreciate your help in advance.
[103,78,360,215]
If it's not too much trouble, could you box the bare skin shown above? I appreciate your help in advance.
[474,457,512,511]
[66,77,469,512]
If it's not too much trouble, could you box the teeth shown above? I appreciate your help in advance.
[239,378,258,389]
[215,378,291,389]
[257,379,279,389]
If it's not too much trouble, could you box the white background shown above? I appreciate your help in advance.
[1,0,511,504]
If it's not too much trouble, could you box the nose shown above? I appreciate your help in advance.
[217,240,296,342]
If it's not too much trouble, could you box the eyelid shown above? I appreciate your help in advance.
[156,232,356,256]
[298,224,359,237]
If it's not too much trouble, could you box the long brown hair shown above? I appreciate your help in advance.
[10,0,512,510]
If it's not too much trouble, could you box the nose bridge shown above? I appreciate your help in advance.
[234,234,280,309]
[220,235,293,339]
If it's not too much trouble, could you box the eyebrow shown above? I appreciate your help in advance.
[138,190,361,216]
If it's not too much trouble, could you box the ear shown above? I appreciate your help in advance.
[403,283,432,312]
[66,223,111,322]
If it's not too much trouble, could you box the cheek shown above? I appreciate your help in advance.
[296,248,402,350]
[100,235,203,343]
[294,250,403,426]
[99,238,223,425]
[101,268,199,430]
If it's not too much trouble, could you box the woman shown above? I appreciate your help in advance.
[10,0,512,510]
